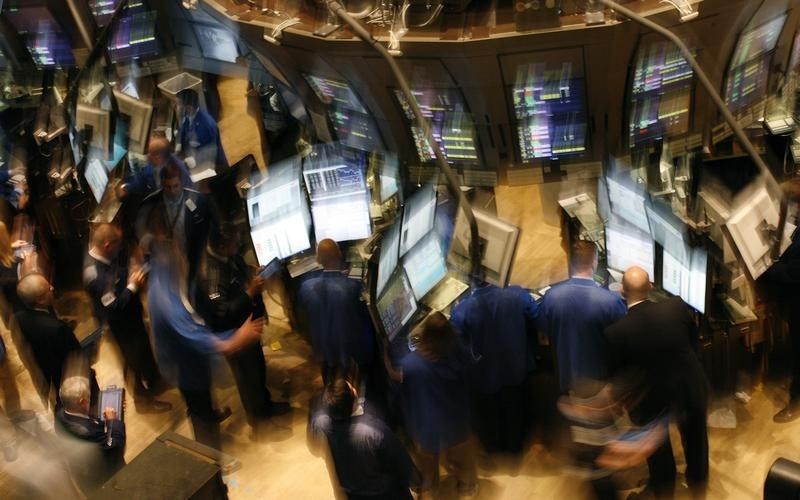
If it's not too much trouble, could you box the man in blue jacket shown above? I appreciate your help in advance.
[176,89,228,169]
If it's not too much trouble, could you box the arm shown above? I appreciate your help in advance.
[102,407,126,452]
[84,265,145,316]
[381,335,403,383]
[214,314,264,355]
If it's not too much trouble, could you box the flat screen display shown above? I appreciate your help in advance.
[108,10,158,62]
[629,40,693,146]
[4,5,75,68]
[646,202,689,264]
[724,14,787,113]
[394,88,480,165]
[662,245,707,313]
[512,62,587,160]
[311,194,372,243]
[606,176,651,233]
[399,184,436,256]
[90,0,145,26]
[376,269,418,340]
[402,231,448,301]
[374,151,399,203]
[377,220,401,297]
[605,223,655,279]
[195,24,238,63]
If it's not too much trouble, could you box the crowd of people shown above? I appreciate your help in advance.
[0,86,759,500]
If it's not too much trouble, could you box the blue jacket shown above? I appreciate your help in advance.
[450,284,538,393]
[179,108,228,168]
[298,271,375,367]
[539,277,626,391]
[399,350,471,453]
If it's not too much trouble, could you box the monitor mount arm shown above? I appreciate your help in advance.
[323,0,484,283]
[590,0,788,261]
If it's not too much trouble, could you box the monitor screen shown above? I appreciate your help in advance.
[373,151,399,203]
[629,40,693,146]
[4,5,75,68]
[512,62,587,160]
[724,14,787,113]
[376,269,418,340]
[85,158,108,204]
[450,208,520,287]
[394,88,480,165]
[646,202,689,264]
[606,176,650,233]
[195,23,239,63]
[605,223,655,279]
[108,10,158,62]
[402,231,448,301]
[303,162,367,201]
[662,245,708,313]
[304,74,382,152]
[247,159,312,264]
[90,0,146,26]
[399,184,437,256]
[311,194,371,243]
[377,220,401,297]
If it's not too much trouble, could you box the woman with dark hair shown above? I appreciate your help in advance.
[390,311,477,499]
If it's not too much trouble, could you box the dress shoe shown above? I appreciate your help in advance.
[773,403,800,423]
[267,401,292,417]
[136,399,173,414]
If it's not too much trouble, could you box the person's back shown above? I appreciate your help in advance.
[450,283,537,393]
[540,277,625,391]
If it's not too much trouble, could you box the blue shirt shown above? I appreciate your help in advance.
[399,350,471,453]
[539,277,626,391]
[450,284,538,393]
[298,271,375,367]
[179,108,228,168]
[309,411,416,497]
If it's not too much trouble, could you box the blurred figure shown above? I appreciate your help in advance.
[0,220,30,318]
[298,239,376,384]
[539,240,626,392]
[15,274,83,409]
[122,133,192,200]
[54,375,125,494]
[450,279,537,455]
[604,267,709,498]
[136,160,214,284]
[308,375,420,499]
[84,223,171,414]
[147,240,263,450]
[176,88,228,169]
[388,312,477,499]
[0,221,22,461]
[195,222,290,432]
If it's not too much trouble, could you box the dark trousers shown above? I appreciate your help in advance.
[678,406,709,489]
[110,325,162,403]
[789,310,800,401]
[646,437,676,499]
[473,384,526,454]
[348,489,412,500]
[180,386,221,451]
[227,342,272,426]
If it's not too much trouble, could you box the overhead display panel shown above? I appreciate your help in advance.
[108,10,159,62]
[194,23,239,63]
[90,0,146,27]
[724,14,787,113]
[304,74,383,152]
[4,4,75,68]
[629,39,693,147]
[501,48,587,162]
[394,88,480,165]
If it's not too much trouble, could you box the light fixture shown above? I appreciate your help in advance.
[660,0,698,22]
[181,0,198,10]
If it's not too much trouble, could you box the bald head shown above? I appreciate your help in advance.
[91,223,122,259]
[17,273,52,309]
[621,266,651,305]
[317,239,342,270]
[147,135,171,167]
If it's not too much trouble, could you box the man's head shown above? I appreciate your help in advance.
[316,239,342,270]
[91,223,122,260]
[209,222,240,257]
[323,376,357,420]
[621,266,652,305]
[60,376,91,415]
[160,160,184,202]
[17,273,53,309]
[570,240,598,277]
[146,134,171,168]
[176,89,200,119]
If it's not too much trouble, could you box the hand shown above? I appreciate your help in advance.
[103,407,117,420]
[128,268,146,288]
[246,275,265,297]
[17,191,28,210]
[238,314,265,345]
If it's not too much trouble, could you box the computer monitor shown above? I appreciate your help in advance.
[402,231,448,301]
[75,104,111,159]
[303,162,367,202]
[107,10,158,63]
[661,245,708,313]
[645,201,689,265]
[450,208,520,287]
[605,221,655,279]
[399,184,437,256]
[511,61,587,160]
[4,4,75,68]
[376,268,418,340]
[113,89,152,153]
[724,14,787,113]
[373,151,399,204]
[629,40,693,147]
[376,220,401,297]
[311,193,372,243]
[606,176,650,233]
[394,88,480,165]
[194,23,239,63]
[90,0,145,26]
[85,158,108,204]
[247,158,312,265]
